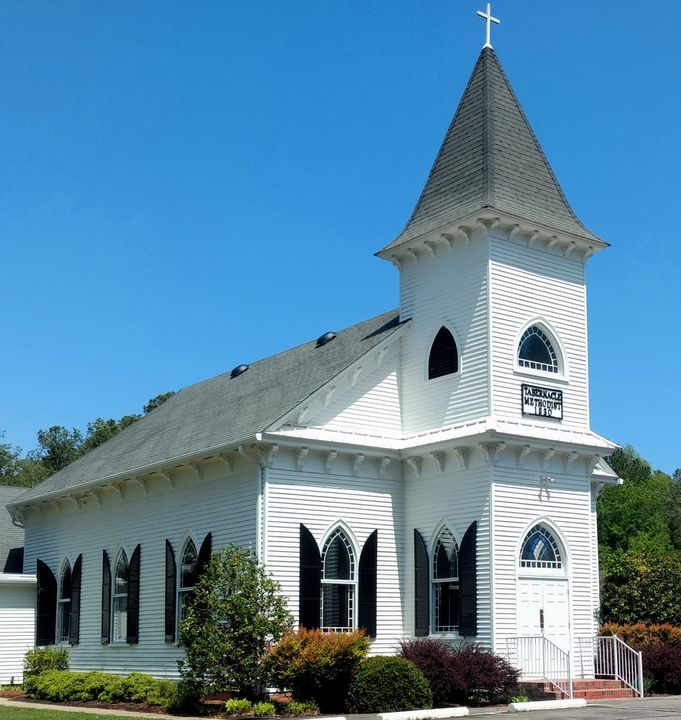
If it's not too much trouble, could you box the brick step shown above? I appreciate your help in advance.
[520,680,635,701]
[572,680,630,690]
[574,688,636,700]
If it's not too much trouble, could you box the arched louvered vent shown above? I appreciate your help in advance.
[428,327,459,379]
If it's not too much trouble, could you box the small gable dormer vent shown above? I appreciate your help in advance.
[316,332,337,348]
[428,327,459,379]
[231,364,249,379]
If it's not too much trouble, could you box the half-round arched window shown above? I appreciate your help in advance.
[519,525,562,570]
[321,528,356,631]
[58,561,72,643]
[432,528,459,631]
[112,550,129,643]
[518,326,559,373]
[428,327,459,379]
[178,539,199,626]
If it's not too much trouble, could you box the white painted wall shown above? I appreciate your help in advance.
[0,576,36,684]
[23,460,258,677]
[399,235,490,435]
[489,234,589,431]
[265,449,404,655]
[404,451,493,647]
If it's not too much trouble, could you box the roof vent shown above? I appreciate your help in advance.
[231,364,249,378]
[316,331,337,348]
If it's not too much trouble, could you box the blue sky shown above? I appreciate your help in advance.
[1,1,679,474]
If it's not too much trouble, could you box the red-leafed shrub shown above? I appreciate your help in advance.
[599,623,681,648]
[399,640,519,706]
[643,644,681,694]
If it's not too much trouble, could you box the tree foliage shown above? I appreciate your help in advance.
[1,391,175,487]
[178,545,292,700]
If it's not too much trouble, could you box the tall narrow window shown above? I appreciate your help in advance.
[428,327,459,379]
[112,551,129,643]
[321,529,356,632]
[433,528,459,632]
[178,539,199,627]
[57,561,72,643]
[520,525,562,570]
[518,326,558,373]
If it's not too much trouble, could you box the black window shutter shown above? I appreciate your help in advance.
[165,540,177,643]
[414,529,429,637]
[127,544,141,644]
[458,521,477,637]
[101,550,111,644]
[36,559,57,646]
[197,532,212,576]
[69,554,83,646]
[358,530,378,638]
[299,524,321,629]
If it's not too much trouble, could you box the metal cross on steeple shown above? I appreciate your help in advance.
[476,2,500,49]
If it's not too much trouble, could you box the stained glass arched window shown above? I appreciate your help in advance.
[112,550,129,642]
[321,528,356,631]
[432,528,459,631]
[57,561,72,643]
[518,326,559,373]
[178,539,198,627]
[520,525,562,570]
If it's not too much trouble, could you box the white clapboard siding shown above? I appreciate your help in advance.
[399,238,490,434]
[404,457,493,647]
[23,464,258,677]
[265,458,404,655]
[0,578,36,684]
[491,462,596,656]
[489,237,589,430]
[306,345,403,438]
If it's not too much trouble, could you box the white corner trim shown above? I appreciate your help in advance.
[508,699,587,712]
[378,709,469,720]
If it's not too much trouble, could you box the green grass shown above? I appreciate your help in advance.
[0,707,154,719]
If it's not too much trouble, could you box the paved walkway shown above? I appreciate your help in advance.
[3,696,681,720]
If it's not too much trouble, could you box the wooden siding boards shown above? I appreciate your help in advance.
[0,581,36,683]
[489,236,589,431]
[404,461,492,647]
[399,239,490,435]
[491,463,596,657]
[264,462,404,656]
[23,467,257,677]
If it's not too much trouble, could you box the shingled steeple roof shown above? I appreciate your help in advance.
[381,48,602,252]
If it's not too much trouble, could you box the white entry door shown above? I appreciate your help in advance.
[517,578,570,652]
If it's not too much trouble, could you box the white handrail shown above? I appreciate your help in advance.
[573,635,644,697]
[506,635,572,699]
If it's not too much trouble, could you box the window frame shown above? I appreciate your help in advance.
[426,325,461,382]
[431,526,460,634]
[514,320,568,382]
[320,526,357,632]
[517,521,568,578]
[57,559,72,644]
[111,549,129,644]
[177,537,199,633]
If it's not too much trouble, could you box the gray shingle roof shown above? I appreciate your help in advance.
[12,310,403,506]
[381,48,602,252]
[0,485,26,572]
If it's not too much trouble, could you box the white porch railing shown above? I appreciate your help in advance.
[505,636,573,699]
[575,635,644,697]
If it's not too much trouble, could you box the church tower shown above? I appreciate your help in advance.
[377,22,618,664]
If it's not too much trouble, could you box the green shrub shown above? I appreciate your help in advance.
[347,656,432,713]
[168,679,203,714]
[266,628,369,713]
[225,698,254,715]
[252,701,276,716]
[23,647,69,677]
[97,675,128,703]
[286,699,319,716]
[122,672,174,705]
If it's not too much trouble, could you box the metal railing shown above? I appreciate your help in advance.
[506,635,573,699]
[575,635,644,697]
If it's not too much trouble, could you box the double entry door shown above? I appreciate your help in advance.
[517,577,570,654]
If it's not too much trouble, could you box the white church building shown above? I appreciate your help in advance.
[8,14,634,697]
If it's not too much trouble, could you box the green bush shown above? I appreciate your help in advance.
[23,647,69,677]
[346,656,432,713]
[167,679,203,714]
[266,628,369,713]
[286,699,319,716]
[23,669,175,707]
[225,698,254,715]
[252,701,276,716]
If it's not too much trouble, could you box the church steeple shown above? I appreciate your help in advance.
[380,48,603,254]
